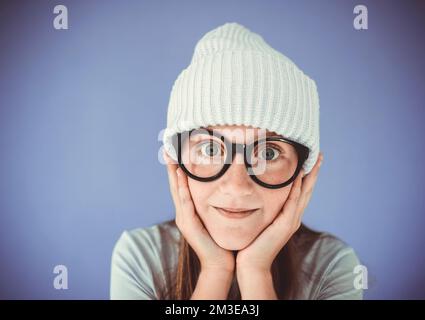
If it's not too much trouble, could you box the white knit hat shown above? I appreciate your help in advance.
[162,22,320,175]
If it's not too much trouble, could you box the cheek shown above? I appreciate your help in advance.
[261,187,292,222]
[187,179,211,213]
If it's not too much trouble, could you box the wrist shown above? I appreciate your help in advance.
[236,269,276,300]
[236,264,271,275]
[201,261,235,275]
[199,268,234,297]
[201,267,234,280]
[237,267,271,280]
[191,268,234,300]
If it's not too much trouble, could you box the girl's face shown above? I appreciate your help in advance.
[187,125,296,251]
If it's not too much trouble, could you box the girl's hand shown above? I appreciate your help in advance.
[236,152,324,274]
[164,150,236,274]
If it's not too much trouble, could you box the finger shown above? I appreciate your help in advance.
[164,152,180,209]
[281,167,304,224]
[176,168,198,227]
[163,149,178,165]
[253,170,304,251]
[164,151,178,183]
[175,168,210,243]
[299,152,323,208]
[301,152,323,194]
[177,167,192,204]
[166,165,179,204]
[270,168,304,232]
[175,169,218,264]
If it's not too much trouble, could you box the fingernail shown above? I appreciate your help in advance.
[176,168,181,177]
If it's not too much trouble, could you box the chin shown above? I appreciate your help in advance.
[211,232,254,251]
[199,206,264,251]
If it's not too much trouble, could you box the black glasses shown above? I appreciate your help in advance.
[172,128,309,189]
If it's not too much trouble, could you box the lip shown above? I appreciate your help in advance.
[220,207,257,212]
[214,206,258,219]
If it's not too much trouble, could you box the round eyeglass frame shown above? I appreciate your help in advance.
[172,128,310,189]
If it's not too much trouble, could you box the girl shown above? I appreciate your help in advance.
[110,22,363,300]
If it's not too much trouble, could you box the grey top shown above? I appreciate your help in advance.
[110,219,363,300]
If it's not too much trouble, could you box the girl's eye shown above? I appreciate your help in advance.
[198,141,222,158]
[259,146,281,161]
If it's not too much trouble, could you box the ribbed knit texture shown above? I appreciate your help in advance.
[163,22,320,175]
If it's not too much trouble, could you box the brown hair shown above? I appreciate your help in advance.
[162,221,322,300]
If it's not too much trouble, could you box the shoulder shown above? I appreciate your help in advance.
[110,219,181,299]
[295,228,364,299]
[113,219,180,255]
[303,231,360,265]
[112,219,181,272]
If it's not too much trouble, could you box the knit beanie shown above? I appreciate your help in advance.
[162,22,320,175]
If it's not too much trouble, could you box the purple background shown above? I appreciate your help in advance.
[0,0,424,299]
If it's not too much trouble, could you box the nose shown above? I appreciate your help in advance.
[218,151,254,196]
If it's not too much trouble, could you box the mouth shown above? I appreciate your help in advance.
[213,206,259,219]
